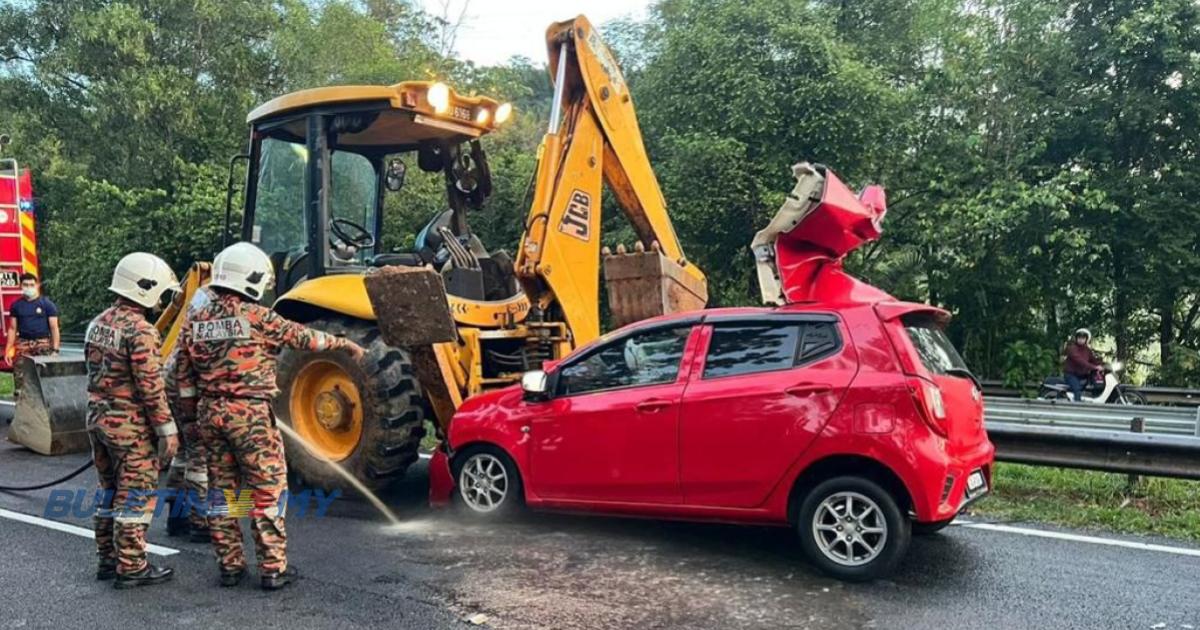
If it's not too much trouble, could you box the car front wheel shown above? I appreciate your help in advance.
[797,476,910,582]
[452,446,523,517]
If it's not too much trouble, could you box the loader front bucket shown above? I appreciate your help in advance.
[7,355,89,455]
[364,266,463,428]
[603,244,708,329]
[363,266,458,348]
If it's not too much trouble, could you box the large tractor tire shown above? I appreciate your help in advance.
[275,317,427,491]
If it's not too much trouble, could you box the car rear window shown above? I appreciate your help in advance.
[703,321,840,379]
[901,314,968,375]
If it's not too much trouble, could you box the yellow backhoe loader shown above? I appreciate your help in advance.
[11,15,707,490]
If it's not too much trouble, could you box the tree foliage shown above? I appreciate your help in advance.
[3,0,1200,384]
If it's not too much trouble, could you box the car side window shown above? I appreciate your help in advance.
[703,320,841,379]
[797,322,840,364]
[557,326,692,396]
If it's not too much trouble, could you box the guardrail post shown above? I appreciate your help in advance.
[1127,417,1146,492]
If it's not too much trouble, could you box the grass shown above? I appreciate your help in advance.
[420,419,440,452]
[972,462,1200,541]
[0,372,12,397]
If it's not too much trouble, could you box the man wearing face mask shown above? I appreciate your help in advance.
[5,273,60,397]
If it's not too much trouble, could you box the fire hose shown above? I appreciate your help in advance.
[0,460,94,492]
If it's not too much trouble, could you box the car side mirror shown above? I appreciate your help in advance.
[521,369,550,401]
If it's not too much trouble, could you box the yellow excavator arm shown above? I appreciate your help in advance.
[514,15,707,345]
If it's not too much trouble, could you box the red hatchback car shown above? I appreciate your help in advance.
[426,163,994,581]
[428,302,992,580]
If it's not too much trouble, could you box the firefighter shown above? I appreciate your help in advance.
[173,242,364,590]
[164,333,211,543]
[85,252,180,588]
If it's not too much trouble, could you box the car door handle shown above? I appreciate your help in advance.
[635,399,672,413]
[785,383,833,397]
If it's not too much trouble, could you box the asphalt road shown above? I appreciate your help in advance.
[2,423,1199,629]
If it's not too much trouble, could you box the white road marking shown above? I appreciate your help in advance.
[956,520,1200,558]
[0,507,180,556]
[0,399,13,407]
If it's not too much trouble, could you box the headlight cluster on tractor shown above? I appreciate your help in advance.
[418,81,513,128]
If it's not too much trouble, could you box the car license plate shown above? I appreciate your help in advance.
[967,470,987,493]
[0,271,17,288]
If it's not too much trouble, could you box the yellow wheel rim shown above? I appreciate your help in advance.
[290,359,364,462]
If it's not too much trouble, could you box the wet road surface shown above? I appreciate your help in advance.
[2,425,1198,629]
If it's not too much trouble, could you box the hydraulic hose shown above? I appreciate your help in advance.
[0,460,94,492]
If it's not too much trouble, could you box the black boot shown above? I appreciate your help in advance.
[96,562,117,581]
[219,569,245,588]
[113,564,174,589]
[261,565,297,591]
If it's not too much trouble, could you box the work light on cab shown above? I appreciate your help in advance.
[427,81,451,114]
[474,107,490,125]
[495,102,513,124]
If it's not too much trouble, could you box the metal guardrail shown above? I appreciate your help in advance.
[985,398,1200,436]
[982,380,1200,406]
[984,398,1200,479]
[986,423,1200,480]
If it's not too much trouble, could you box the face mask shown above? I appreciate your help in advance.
[21,287,37,300]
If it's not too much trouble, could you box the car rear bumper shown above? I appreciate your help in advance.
[913,437,995,522]
[428,448,454,508]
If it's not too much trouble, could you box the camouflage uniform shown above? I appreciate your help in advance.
[85,300,177,576]
[174,289,354,576]
[164,351,209,534]
[13,337,54,396]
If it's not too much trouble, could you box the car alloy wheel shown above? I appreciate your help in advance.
[811,491,888,567]
[459,452,510,513]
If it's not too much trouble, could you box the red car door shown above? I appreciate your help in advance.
[679,314,858,508]
[528,322,700,505]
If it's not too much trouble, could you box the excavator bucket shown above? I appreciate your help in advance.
[7,355,89,455]
[751,162,890,305]
[603,244,708,329]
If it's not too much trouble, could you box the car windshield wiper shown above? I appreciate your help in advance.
[943,367,982,390]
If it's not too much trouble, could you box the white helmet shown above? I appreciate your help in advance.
[1074,328,1091,340]
[109,252,179,309]
[211,242,273,301]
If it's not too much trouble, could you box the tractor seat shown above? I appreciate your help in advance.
[369,252,425,267]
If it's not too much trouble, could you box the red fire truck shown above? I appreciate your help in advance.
[0,156,41,371]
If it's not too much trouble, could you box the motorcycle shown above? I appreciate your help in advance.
[1039,361,1147,405]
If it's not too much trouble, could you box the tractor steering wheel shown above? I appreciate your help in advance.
[329,218,376,250]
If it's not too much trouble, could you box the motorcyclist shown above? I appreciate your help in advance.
[1063,328,1103,402]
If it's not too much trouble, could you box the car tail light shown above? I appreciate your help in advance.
[907,376,948,436]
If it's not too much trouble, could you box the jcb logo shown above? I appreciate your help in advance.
[558,190,592,241]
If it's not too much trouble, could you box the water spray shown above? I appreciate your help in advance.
[276,421,402,527]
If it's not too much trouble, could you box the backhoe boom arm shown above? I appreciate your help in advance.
[514,15,707,345]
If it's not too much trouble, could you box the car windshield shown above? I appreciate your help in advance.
[902,314,969,376]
